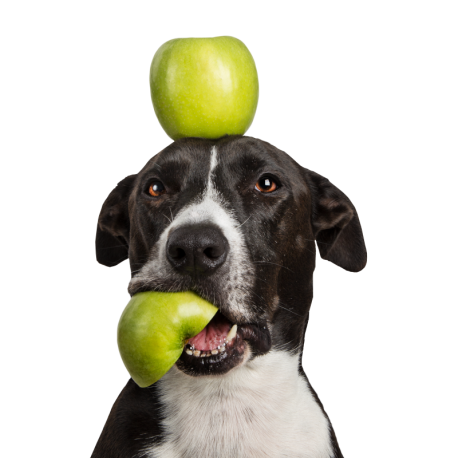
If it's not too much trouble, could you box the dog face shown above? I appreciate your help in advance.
[96,136,366,379]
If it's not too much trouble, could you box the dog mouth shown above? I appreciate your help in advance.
[128,280,272,376]
[175,310,271,377]
[186,311,237,355]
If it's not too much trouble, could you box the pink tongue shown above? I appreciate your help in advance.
[188,314,231,351]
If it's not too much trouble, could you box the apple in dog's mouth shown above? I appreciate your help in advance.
[176,309,272,377]
[118,291,218,387]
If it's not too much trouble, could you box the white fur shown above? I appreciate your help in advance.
[143,350,334,458]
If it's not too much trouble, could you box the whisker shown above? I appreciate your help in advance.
[302,245,316,255]
[253,275,269,285]
[243,285,277,319]
[276,304,303,317]
[247,288,265,302]
[253,261,294,273]
[163,213,172,224]
[130,268,143,274]
[244,281,304,319]
[236,215,252,228]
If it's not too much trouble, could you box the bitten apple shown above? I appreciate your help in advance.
[150,36,259,140]
[118,291,218,387]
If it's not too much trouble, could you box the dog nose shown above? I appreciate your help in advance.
[166,224,228,275]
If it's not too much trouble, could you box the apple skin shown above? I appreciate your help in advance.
[117,291,218,387]
[150,36,259,140]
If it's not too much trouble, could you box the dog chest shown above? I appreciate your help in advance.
[144,351,333,458]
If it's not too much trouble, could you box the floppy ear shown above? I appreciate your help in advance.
[304,169,367,272]
[96,175,137,267]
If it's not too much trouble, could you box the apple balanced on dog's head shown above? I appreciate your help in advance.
[150,36,259,140]
[118,291,218,387]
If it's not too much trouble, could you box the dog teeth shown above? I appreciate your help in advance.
[185,325,237,359]
[185,344,227,358]
[226,324,237,343]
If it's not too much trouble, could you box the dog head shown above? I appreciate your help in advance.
[96,136,366,378]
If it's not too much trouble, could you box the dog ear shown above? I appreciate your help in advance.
[96,175,137,267]
[303,169,367,272]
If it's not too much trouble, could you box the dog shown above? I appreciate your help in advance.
[92,135,367,458]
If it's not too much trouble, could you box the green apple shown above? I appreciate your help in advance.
[150,36,259,140]
[117,291,218,387]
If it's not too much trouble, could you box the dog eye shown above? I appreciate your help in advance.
[148,181,166,197]
[255,176,278,193]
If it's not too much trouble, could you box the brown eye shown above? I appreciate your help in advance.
[255,176,278,193]
[148,181,166,197]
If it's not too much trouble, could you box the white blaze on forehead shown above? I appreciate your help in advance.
[182,146,221,222]
[169,147,225,226]
[209,145,218,174]
[202,145,220,202]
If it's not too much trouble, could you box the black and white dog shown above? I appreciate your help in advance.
[93,135,367,458]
